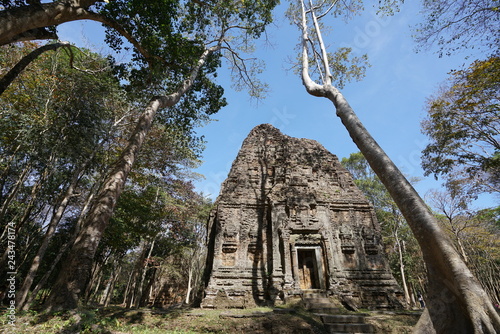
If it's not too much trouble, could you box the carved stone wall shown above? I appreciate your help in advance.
[201,124,403,309]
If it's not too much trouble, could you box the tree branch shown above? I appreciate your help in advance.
[1,27,58,45]
[300,0,326,97]
[0,1,101,46]
[308,0,333,85]
[0,1,159,68]
[81,11,163,67]
[158,44,222,108]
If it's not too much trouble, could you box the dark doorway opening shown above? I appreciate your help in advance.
[297,249,320,289]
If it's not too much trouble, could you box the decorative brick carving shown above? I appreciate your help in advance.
[201,124,404,309]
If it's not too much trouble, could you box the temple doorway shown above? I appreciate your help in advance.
[297,249,320,289]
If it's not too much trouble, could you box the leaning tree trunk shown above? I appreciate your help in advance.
[298,1,500,331]
[135,239,155,308]
[305,81,500,333]
[43,45,218,312]
[101,257,122,307]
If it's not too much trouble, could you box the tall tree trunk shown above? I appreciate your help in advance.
[121,271,134,307]
[185,265,194,305]
[23,189,95,311]
[103,261,121,307]
[88,269,103,304]
[139,268,156,308]
[125,240,150,309]
[85,251,111,304]
[44,45,219,312]
[453,229,469,264]
[299,1,500,331]
[23,243,66,309]
[395,228,411,305]
[135,239,155,308]
[22,188,94,310]
[408,282,416,308]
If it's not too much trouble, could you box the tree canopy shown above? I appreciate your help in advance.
[421,56,500,196]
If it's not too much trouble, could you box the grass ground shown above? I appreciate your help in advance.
[1,305,420,334]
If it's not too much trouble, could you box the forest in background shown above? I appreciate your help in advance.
[0,41,214,310]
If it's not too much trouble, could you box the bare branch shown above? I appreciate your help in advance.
[61,46,111,74]
[308,0,333,85]
[299,0,325,96]
[221,41,263,97]
[317,0,340,19]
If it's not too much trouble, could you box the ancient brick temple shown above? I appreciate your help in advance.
[201,124,403,309]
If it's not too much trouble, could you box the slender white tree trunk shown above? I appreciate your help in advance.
[185,264,194,304]
[135,239,155,308]
[395,230,410,305]
[104,265,121,307]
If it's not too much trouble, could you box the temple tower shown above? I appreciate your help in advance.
[202,124,403,309]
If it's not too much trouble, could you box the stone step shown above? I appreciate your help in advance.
[302,297,331,304]
[320,314,368,324]
[302,292,328,299]
[303,298,332,306]
[324,323,374,333]
[309,307,341,314]
[302,292,342,315]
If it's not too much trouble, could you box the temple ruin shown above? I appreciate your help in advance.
[201,124,403,309]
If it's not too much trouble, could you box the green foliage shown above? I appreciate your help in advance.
[341,152,390,209]
[476,206,500,228]
[0,41,132,292]
[421,55,500,196]
[328,47,370,89]
[97,0,275,100]
[0,42,125,212]
[0,42,123,164]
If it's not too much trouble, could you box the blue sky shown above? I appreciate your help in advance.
[58,2,494,209]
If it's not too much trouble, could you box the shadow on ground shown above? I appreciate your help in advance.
[1,304,419,333]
